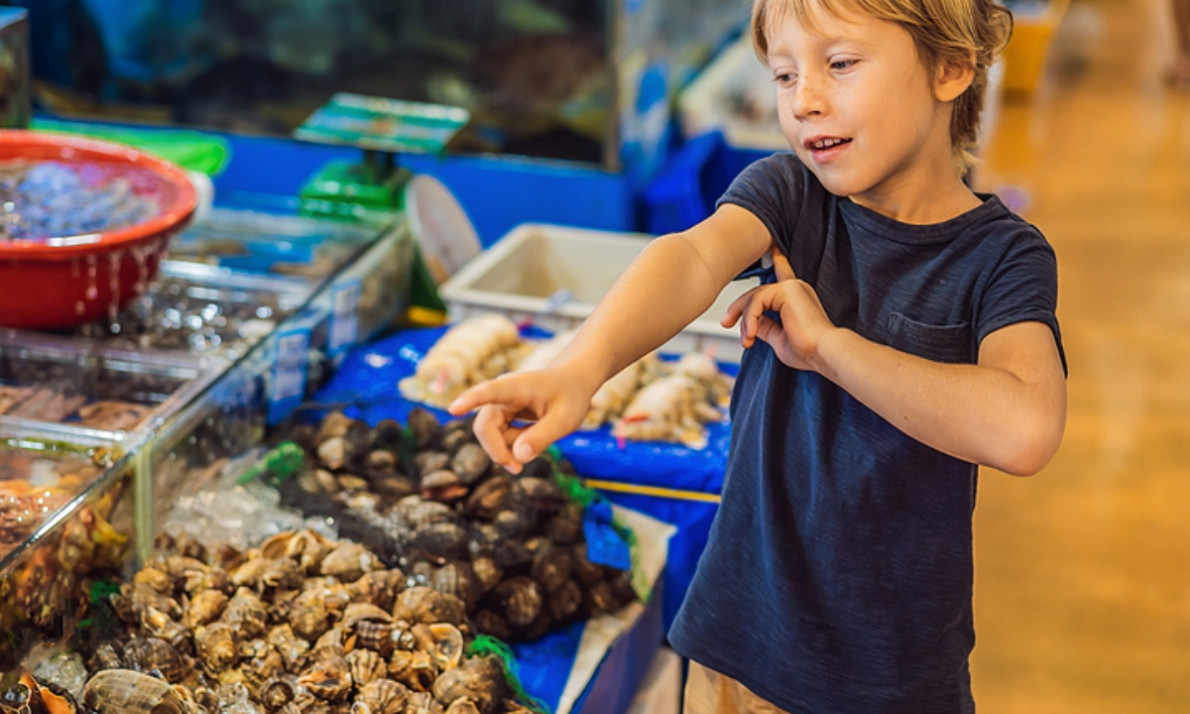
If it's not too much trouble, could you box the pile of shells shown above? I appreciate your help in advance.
[274,409,636,642]
[66,528,535,714]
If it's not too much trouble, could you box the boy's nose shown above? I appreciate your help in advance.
[791,76,825,120]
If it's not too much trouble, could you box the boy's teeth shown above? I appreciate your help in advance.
[814,138,844,149]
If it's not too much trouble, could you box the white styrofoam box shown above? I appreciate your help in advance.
[626,647,682,714]
[678,34,787,151]
[439,223,752,363]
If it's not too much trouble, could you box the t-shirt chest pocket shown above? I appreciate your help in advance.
[884,312,974,364]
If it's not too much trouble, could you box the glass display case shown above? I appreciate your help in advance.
[0,424,135,670]
[0,330,223,436]
[19,0,745,174]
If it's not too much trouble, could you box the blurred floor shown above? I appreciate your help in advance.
[970,0,1190,711]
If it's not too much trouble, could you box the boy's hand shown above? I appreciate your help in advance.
[447,368,591,474]
[722,248,836,371]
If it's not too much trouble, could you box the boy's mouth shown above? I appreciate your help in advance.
[805,136,852,151]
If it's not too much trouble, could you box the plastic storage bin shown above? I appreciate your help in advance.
[440,223,753,362]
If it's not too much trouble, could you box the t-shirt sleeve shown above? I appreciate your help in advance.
[714,153,804,257]
[976,229,1067,373]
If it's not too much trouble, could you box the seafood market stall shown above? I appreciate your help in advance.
[0,138,682,714]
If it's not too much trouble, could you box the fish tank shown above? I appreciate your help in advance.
[17,0,745,174]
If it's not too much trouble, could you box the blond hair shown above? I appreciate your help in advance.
[751,0,1013,170]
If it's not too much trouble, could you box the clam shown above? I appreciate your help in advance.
[337,474,371,492]
[530,544,573,593]
[430,562,482,611]
[450,445,490,485]
[411,522,468,562]
[404,691,445,714]
[315,412,359,444]
[406,407,442,451]
[369,419,404,452]
[413,451,451,479]
[468,557,503,594]
[491,510,530,541]
[492,577,543,629]
[543,502,584,545]
[471,610,512,641]
[571,543,605,587]
[462,477,512,522]
[419,470,467,504]
[362,449,398,480]
[583,579,617,617]
[440,420,474,454]
[512,477,564,514]
[82,669,199,714]
[547,579,583,623]
[372,475,416,501]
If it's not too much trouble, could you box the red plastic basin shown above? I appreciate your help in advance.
[0,130,198,329]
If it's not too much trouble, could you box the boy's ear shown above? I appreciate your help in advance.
[934,52,976,102]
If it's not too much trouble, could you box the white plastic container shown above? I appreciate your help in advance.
[440,223,752,362]
[678,34,787,152]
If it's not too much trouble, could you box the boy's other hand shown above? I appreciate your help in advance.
[722,248,836,372]
[447,369,590,474]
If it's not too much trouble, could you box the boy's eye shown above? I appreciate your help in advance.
[772,72,797,85]
[830,59,857,71]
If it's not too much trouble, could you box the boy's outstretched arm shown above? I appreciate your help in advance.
[726,249,1067,476]
[449,205,772,472]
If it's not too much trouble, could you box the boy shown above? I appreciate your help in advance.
[450,0,1067,710]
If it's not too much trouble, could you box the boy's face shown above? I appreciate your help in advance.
[765,5,959,211]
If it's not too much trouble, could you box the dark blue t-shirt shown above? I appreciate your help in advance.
[668,154,1064,713]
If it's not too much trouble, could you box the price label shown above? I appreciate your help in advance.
[328,278,362,356]
[269,328,311,425]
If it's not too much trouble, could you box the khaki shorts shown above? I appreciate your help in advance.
[683,660,791,714]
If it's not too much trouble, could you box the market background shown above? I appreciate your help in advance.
[0,0,1187,711]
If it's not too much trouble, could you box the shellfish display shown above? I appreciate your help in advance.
[273,409,637,642]
[397,315,733,444]
[0,440,131,669]
[37,528,526,714]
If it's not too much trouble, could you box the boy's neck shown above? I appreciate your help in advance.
[847,168,981,225]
